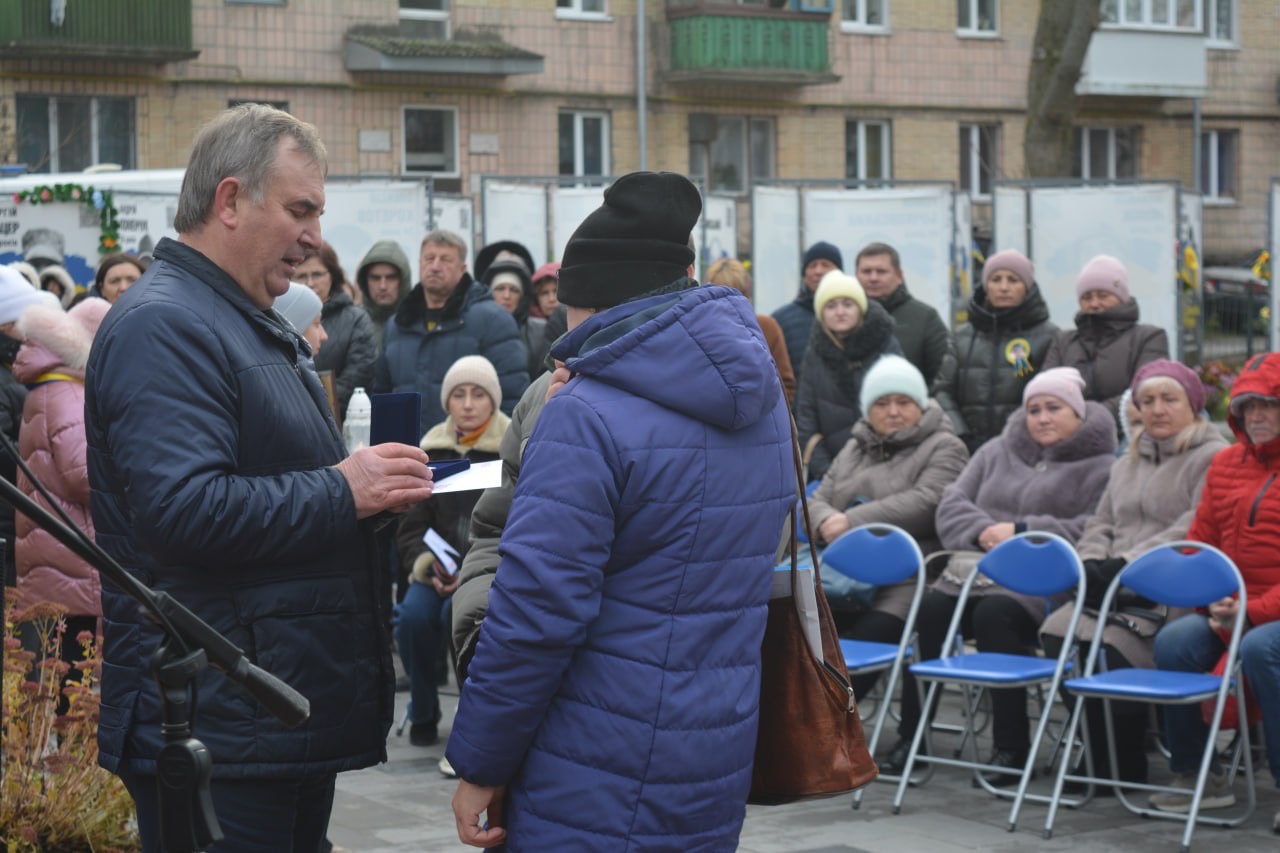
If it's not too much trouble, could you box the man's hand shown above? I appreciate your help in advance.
[546,360,572,402]
[453,779,507,848]
[1208,596,1240,632]
[818,513,850,545]
[431,573,461,597]
[335,443,433,520]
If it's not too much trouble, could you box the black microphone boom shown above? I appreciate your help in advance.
[0,468,310,728]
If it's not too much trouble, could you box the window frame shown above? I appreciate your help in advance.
[1100,0,1202,31]
[1073,126,1138,181]
[845,119,892,184]
[840,0,889,33]
[959,123,999,201]
[400,0,450,39]
[687,114,775,196]
[1205,0,1238,46]
[1199,129,1238,205]
[555,0,611,22]
[401,105,460,178]
[16,94,136,174]
[956,0,998,37]
[559,110,612,178]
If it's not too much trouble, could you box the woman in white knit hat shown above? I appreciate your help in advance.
[795,269,903,481]
[808,354,968,700]
[394,355,510,759]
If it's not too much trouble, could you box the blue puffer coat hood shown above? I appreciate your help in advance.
[555,282,781,430]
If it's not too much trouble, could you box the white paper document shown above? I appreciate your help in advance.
[430,460,503,494]
[422,528,461,576]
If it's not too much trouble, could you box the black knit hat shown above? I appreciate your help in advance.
[556,171,701,309]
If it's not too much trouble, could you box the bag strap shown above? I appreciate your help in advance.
[787,414,823,594]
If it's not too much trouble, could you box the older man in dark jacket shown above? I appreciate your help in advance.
[85,104,434,851]
[374,229,528,429]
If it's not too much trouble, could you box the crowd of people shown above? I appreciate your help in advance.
[0,101,1277,849]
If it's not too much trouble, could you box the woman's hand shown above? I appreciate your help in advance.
[819,514,851,545]
[1208,596,1240,632]
[431,573,461,597]
[977,522,1016,551]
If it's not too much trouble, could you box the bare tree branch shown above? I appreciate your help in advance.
[1024,0,1104,178]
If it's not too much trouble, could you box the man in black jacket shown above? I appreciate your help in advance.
[85,104,434,851]
[772,240,842,386]
[855,241,953,387]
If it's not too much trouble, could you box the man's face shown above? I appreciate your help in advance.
[365,263,402,308]
[803,258,838,292]
[233,141,324,309]
[856,253,902,300]
[420,241,465,308]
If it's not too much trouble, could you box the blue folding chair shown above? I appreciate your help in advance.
[891,532,1087,833]
[1043,542,1256,852]
[822,523,926,808]
[796,480,821,544]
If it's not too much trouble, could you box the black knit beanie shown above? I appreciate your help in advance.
[556,171,701,309]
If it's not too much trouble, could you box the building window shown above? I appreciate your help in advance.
[1205,0,1237,44]
[402,106,458,176]
[1200,130,1237,202]
[556,0,607,17]
[960,124,998,199]
[1100,0,1200,29]
[688,115,774,194]
[1072,127,1137,181]
[842,0,887,30]
[957,0,997,34]
[16,95,135,174]
[400,0,449,39]
[559,112,610,177]
[845,120,891,183]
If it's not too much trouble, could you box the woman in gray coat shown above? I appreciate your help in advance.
[1042,255,1169,434]
[882,367,1116,780]
[1039,359,1225,787]
[808,356,969,700]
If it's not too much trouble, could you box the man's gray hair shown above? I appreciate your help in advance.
[421,229,467,259]
[173,104,327,234]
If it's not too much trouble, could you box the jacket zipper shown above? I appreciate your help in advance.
[1248,473,1276,527]
[822,659,857,713]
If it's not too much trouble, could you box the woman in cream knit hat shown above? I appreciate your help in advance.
[794,269,902,481]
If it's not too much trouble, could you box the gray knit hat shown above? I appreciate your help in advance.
[441,355,502,413]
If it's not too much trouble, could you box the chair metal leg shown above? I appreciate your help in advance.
[892,680,938,814]
[1042,694,1088,839]
[852,665,896,810]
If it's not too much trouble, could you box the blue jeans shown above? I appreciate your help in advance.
[120,768,335,853]
[395,579,451,726]
[1153,614,1280,786]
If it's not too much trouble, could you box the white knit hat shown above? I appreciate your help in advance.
[0,265,46,326]
[274,282,323,334]
[441,355,502,413]
[859,354,929,414]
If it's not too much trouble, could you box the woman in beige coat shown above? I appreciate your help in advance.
[1040,359,1225,787]
[808,355,969,700]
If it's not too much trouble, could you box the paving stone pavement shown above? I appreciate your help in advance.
[328,682,1279,852]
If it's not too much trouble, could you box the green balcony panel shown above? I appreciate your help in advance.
[671,15,829,74]
[0,0,198,63]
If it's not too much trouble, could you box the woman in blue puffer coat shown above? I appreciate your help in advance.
[446,172,796,852]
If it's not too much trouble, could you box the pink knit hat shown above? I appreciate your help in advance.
[1076,254,1130,302]
[1130,358,1206,414]
[982,249,1034,288]
[1023,366,1087,419]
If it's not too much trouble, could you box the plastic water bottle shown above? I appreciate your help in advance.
[344,387,371,453]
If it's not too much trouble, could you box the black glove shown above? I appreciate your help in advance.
[1082,557,1127,610]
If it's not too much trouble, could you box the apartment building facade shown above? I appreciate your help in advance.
[1,0,1275,262]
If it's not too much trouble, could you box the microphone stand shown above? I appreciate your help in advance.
[0,446,310,852]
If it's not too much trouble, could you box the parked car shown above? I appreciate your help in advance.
[1203,265,1270,335]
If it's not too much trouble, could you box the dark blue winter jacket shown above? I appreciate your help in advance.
[374,275,528,429]
[446,283,795,851]
[772,285,815,387]
[85,238,392,779]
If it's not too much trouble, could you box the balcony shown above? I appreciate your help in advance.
[1077,27,1207,98]
[664,0,839,87]
[345,26,544,77]
[0,0,198,64]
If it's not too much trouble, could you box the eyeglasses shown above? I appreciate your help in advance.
[294,270,330,283]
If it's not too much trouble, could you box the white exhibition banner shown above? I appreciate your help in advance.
[322,181,429,279]
[551,186,604,267]
[751,185,802,316]
[482,182,548,268]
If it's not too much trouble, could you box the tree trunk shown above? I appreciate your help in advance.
[1024,1,1103,178]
